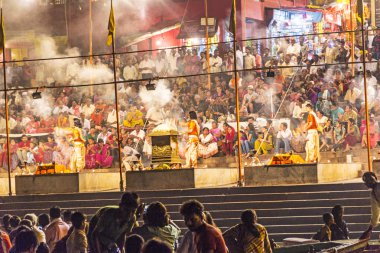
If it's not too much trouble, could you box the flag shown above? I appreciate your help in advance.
[107,1,115,46]
[0,9,4,54]
[228,0,236,36]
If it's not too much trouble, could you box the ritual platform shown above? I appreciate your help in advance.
[244,162,362,186]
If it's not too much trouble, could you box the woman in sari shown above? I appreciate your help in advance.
[199,127,218,159]
[85,138,97,169]
[43,135,57,164]
[222,124,235,156]
[95,139,113,168]
[343,118,360,152]
[3,139,19,172]
[361,118,378,148]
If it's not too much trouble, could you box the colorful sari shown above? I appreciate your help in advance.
[85,143,97,169]
[95,144,113,168]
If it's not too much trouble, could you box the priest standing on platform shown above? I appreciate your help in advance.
[185,111,200,168]
[305,104,320,163]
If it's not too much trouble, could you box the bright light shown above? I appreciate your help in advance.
[156,40,162,46]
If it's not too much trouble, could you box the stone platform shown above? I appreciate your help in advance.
[14,172,122,195]
[244,163,362,186]
[125,167,239,191]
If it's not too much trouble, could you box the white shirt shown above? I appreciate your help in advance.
[277,128,292,139]
[316,115,328,126]
[97,132,110,144]
[130,129,145,143]
[209,56,223,73]
[236,50,243,70]
[53,105,69,115]
[81,118,91,130]
[244,54,256,69]
[156,58,169,75]
[168,53,179,74]
[286,43,301,56]
[139,59,155,74]
[123,65,138,80]
[82,104,95,119]
[107,110,117,126]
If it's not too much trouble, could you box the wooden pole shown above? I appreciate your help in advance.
[204,0,211,89]
[232,0,243,186]
[110,0,124,191]
[358,0,372,171]
[89,0,93,64]
[350,0,355,76]
[89,0,94,95]
[1,7,12,195]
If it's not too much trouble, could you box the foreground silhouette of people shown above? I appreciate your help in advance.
[360,172,379,240]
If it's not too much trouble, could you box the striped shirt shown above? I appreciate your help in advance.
[223,223,272,253]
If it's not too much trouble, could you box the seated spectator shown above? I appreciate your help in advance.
[198,127,219,159]
[331,121,346,152]
[45,206,70,251]
[319,119,333,151]
[66,212,88,253]
[247,123,257,150]
[222,124,235,156]
[95,139,113,168]
[312,212,347,242]
[254,127,273,155]
[123,106,144,128]
[125,234,144,253]
[361,118,378,148]
[290,121,307,153]
[275,122,292,154]
[132,202,181,249]
[343,118,360,152]
[223,209,272,253]
[141,239,172,253]
[179,200,227,253]
[85,138,97,169]
[331,205,349,240]
[16,135,30,167]
[312,213,334,241]
[238,128,251,155]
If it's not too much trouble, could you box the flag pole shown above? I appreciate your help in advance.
[231,0,243,186]
[1,7,12,195]
[109,0,124,191]
[204,0,211,89]
[358,0,372,171]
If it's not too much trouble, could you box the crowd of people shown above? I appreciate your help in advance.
[0,192,356,253]
[0,171,380,253]
[1,29,380,171]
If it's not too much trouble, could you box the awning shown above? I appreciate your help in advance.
[176,19,218,39]
[120,21,181,48]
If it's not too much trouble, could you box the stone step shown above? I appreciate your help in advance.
[0,190,370,210]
